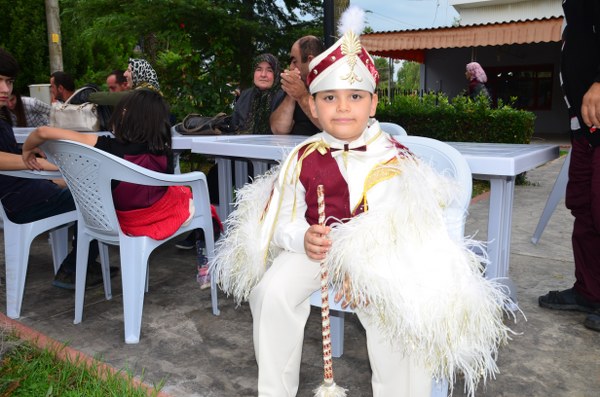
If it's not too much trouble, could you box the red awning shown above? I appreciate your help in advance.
[361,17,563,61]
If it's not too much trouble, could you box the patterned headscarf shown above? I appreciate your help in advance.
[246,53,281,134]
[128,58,161,92]
[466,62,487,83]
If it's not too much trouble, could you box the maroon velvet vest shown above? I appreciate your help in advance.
[298,146,363,226]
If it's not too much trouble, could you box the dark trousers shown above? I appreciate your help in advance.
[6,188,98,273]
[566,135,600,302]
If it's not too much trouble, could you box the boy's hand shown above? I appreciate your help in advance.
[304,224,331,261]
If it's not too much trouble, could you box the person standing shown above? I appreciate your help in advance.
[269,35,324,135]
[465,61,491,101]
[538,0,600,332]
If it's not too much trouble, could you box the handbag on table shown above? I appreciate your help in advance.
[174,112,232,135]
[50,87,100,132]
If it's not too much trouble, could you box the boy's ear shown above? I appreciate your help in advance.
[309,94,318,119]
[370,94,378,117]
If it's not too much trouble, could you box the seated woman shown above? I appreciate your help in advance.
[22,89,221,240]
[230,53,284,134]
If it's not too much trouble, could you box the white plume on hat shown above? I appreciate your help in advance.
[308,5,378,94]
[337,5,366,38]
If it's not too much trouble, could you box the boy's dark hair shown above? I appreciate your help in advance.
[51,71,75,92]
[110,89,172,153]
[0,48,19,78]
[298,36,325,63]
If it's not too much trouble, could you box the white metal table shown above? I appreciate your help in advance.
[190,135,559,297]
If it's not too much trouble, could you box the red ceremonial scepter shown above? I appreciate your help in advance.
[314,185,347,397]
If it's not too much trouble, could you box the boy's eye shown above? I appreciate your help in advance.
[323,95,335,101]
[351,93,362,100]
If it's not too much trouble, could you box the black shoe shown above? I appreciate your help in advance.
[174,231,198,250]
[584,310,600,332]
[52,264,116,290]
[538,288,600,313]
[52,267,76,290]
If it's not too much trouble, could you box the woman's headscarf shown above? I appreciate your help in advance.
[128,58,161,92]
[245,53,281,134]
[466,62,487,83]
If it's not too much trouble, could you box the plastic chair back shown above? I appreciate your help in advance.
[42,139,220,343]
[380,122,408,137]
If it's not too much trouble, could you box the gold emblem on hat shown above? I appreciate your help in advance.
[340,31,363,85]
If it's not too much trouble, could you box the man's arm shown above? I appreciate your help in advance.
[270,94,296,134]
[270,69,322,135]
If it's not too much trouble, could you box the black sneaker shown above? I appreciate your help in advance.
[174,231,198,250]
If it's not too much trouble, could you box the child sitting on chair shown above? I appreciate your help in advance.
[211,6,511,397]
[22,89,221,241]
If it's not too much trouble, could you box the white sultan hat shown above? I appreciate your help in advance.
[307,6,379,94]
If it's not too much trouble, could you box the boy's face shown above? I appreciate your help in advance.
[0,74,14,108]
[309,89,378,142]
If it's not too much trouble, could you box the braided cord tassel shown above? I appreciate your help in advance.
[313,185,347,397]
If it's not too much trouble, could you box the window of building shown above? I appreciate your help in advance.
[486,64,554,110]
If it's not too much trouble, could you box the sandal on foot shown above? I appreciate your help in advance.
[538,288,600,313]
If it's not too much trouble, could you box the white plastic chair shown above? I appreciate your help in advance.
[0,170,76,319]
[42,139,220,344]
[380,121,408,136]
[309,136,472,396]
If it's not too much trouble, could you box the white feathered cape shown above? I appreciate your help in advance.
[210,126,512,396]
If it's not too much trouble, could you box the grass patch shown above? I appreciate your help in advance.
[0,331,164,397]
[472,180,490,198]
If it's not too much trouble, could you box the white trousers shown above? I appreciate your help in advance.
[249,251,433,397]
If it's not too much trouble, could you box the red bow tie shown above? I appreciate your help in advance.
[330,144,367,153]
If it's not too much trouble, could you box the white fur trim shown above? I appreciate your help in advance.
[325,157,512,396]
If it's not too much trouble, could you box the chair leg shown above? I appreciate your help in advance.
[120,242,151,344]
[48,226,70,275]
[330,310,345,358]
[203,227,220,316]
[4,224,36,319]
[98,241,112,300]
[74,233,93,324]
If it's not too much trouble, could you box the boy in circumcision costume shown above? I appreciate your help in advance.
[211,7,512,397]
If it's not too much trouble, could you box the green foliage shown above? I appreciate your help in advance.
[0,0,50,94]
[377,92,535,143]
[3,0,323,120]
[396,61,420,92]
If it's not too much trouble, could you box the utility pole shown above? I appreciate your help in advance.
[323,0,349,47]
[45,0,63,73]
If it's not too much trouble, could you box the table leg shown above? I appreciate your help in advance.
[531,148,570,244]
[216,158,232,221]
[485,176,518,303]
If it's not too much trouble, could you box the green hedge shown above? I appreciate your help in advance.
[376,93,535,144]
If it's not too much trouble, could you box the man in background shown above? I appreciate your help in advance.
[106,70,129,92]
[270,35,324,135]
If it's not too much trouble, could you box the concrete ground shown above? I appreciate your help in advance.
[1,138,599,397]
